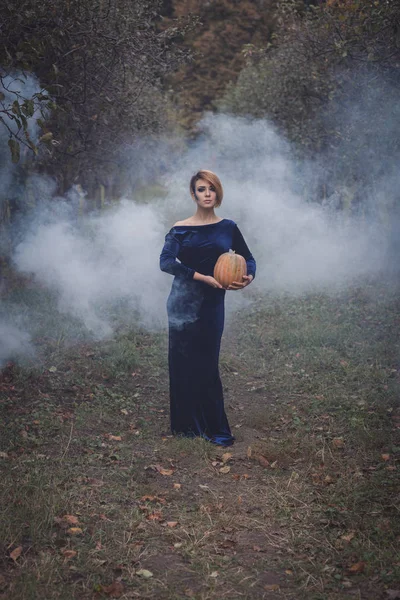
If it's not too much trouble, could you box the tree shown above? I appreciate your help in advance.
[0,0,193,190]
[219,0,400,207]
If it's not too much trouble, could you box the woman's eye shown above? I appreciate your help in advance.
[196,186,215,193]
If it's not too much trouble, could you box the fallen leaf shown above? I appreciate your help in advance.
[173,483,181,490]
[86,478,104,487]
[67,527,83,535]
[136,569,153,579]
[341,531,356,542]
[285,569,293,575]
[0,452,8,459]
[101,581,125,597]
[219,465,231,474]
[155,464,174,476]
[222,452,232,463]
[210,571,218,578]
[146,510,163,520]
[257,455,270,468]
[167,521,178,528]
[246,446,252,459]
[381,453,390,461]
[61,549,77,560]
[332,437,345,449]
[348,561,365,574]
[10,546,22,562]
[264,584,280,591]
[174,542,183,548]
[107,434,122,442]
[62,515,80,525]
[49,366,57,373]
[120,409,128,416]
[140,495,166,504]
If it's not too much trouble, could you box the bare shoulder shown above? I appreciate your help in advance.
[173,218,193,226]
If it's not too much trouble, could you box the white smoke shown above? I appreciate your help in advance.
[0,321,32,364]
[0,113,394,364]
[14,198,169,336]
[162,114,388,292]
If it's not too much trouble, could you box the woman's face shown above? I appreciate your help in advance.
[193,178,218,208]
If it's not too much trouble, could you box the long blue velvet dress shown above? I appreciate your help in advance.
[160,219,256,446]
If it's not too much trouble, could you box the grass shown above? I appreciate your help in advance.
[0,279,399,599]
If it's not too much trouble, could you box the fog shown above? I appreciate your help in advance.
[0,111,396,364]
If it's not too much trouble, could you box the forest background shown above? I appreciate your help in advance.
[2,0,400,210]
[1,1,400,599]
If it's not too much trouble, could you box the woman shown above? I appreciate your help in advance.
[160,170,256,447]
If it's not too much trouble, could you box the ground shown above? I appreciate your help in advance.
[0,281,399,599]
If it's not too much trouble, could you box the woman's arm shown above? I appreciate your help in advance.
[232,224,256,280]
[160,230,224,289]
[159,230,195,279]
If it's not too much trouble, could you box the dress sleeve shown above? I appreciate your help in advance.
[160,229,195,280]
[232,224,256,279]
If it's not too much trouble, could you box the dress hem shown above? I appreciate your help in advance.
[172,431,235,447]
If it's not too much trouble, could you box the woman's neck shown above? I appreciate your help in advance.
[193,208,219,224]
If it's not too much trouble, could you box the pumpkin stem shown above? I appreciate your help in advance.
[229,249,235,254]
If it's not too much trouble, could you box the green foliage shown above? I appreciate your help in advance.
[219,0,400,193]
[7,138,20,163]
[101,339,140,379]
[162,0,276,130]
[0,0,194,185]
[0,84,51,161]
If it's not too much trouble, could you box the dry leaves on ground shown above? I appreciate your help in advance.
[61,549,77,560]
[99,581,125,597]
[9,546,22,562]
[154,464,174,476]
[348,561,365,574]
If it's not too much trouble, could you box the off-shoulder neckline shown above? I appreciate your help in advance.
[173,219,227,228]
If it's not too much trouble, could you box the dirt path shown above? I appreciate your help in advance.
[1,288,399,599]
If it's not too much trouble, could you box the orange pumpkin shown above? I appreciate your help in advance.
[214,250,247,288]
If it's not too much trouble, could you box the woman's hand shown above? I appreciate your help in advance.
[227,274,253,291]
[194,272,224,289]
[203,275,224,289]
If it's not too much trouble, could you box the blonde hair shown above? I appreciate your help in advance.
[189,170,223,207]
